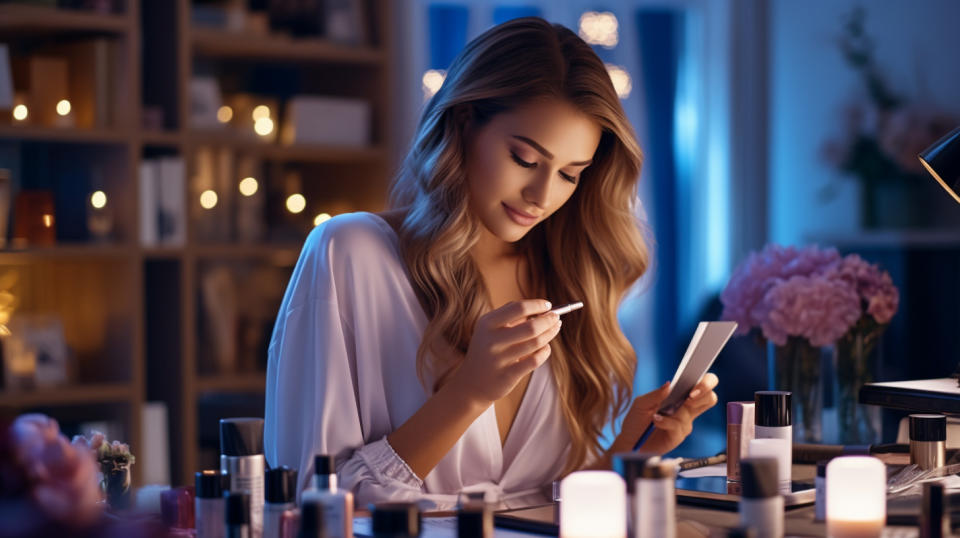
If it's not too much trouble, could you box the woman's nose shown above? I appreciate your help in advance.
[522,168,552,208]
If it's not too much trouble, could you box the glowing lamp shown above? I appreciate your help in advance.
[559,471,626,538]
[826,456,885,538]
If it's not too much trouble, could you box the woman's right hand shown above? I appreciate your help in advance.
[449,299,562,405]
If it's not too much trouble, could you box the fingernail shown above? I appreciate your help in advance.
[689,389,701,399]
[653,414,663,422]
[544,301,552,310]
[557,319,562,328]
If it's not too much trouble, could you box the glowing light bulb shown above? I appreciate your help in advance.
[252,105,271,120]
[254,116,274,136]
[56,99,72,116]
[238,177,259,196]
[13,104,28,121]
[422,69,446,99]
[90,190,107,209]
[314,213,331,226]
[217,105,234,123]
[579,11,619,48]
[286,194,306,214]
[200,190,218,209]
[605,64,632,99]
[42,214,54,228]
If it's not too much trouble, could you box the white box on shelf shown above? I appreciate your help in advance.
[141,402,171,486]
[139,160,159,246]
[281,95,370,147]
[158,157,185,246]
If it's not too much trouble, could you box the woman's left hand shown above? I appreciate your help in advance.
[611,373,720,457]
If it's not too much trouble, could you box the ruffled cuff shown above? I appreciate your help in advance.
[354,436,424,489]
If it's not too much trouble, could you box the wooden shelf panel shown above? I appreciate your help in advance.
[191,27,384,65]
[0,4,132,34]
[188,131,386,162]
[0,244,138,262]
[141,131,183,147]
[196,373,266,393]
[0,383,133,407]
[191,244,301,262]
[0,125,133,145]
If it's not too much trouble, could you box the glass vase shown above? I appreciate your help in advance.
[833,330,883,444]
[768,337,829,443]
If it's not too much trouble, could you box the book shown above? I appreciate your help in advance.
[157,157,185,246]
[139,159,159,246]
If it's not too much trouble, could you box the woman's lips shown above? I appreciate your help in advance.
[502,203,538,226]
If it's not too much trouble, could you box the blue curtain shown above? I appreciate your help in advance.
[428,4,470,70]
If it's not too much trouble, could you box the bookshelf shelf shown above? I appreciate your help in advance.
[187,130,386,162]
[190,27,384,65]
[0,4,132,35]
[0,383,133,407]
[191,244,301,262]
[0,244,136,262]
[0,125,133,145]
[141,130,183,147]
[195,373,266,394]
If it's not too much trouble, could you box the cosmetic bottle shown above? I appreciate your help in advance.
[754,391,791,442]
[371,503,421,538]
[910,414,946,470]
[298,498,324,538]
[220,418,265,538]
[738,458,784,538]
[264,467,298,538]
[747,438,791,492]
[162,486,196,533]
[727,402,756,482]
[457,502,493,538]
[302,454,353,538]
[814,460,828,522]
[196,470,227,538]
[921,481,948,538]
[636,458,677,538]
[226,491,252,538]
[612,452,658,534]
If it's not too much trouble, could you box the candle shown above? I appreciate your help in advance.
[560,471,626,538]
[826,456,886,538]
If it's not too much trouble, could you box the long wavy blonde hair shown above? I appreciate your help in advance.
[390,17,649,475]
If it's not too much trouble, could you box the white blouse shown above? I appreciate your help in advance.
[264,212,571,510]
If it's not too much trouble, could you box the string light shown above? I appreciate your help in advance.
[254,116,274,136]
[200,190,218,209]
[422,69,446,99]
[579,11,619,48]
[90,191,107,209]
[314,213,331,226]
[13,105,28,121]
[56,99,72,116]
[605,64,632,99]
[238,177,259,196]
[217,105,233,123]
[285,194,306,214]
[252,105,271,120]
[42,214,54,228]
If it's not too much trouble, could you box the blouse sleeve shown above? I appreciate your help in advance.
[264,219,424,503]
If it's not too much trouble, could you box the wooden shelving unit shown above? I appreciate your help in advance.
[0,0,394,487]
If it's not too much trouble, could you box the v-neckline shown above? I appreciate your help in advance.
[367,211,546,476]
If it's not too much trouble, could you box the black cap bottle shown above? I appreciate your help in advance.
[196,470,227,538]
[738,458,783,538]
[910,414,946,470]
[225,491,251,538]
[372,502,421,538]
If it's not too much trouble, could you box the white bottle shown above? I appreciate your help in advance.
[635,458,677,538]
[739,458,784,538]
[302,454,354,538]
[195,470,226,538]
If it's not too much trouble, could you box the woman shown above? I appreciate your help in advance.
[265,17,718,508]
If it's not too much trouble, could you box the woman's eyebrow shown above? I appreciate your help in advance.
[511,135,592,166]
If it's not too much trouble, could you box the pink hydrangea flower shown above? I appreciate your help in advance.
[760,275,862,346]
[822,254,900,324]
[721,244,840,335]
[10,414,103,526]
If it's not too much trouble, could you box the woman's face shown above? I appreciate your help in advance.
[464,98,602,245]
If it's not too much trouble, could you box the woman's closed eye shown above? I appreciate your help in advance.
[511,152,579,184]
